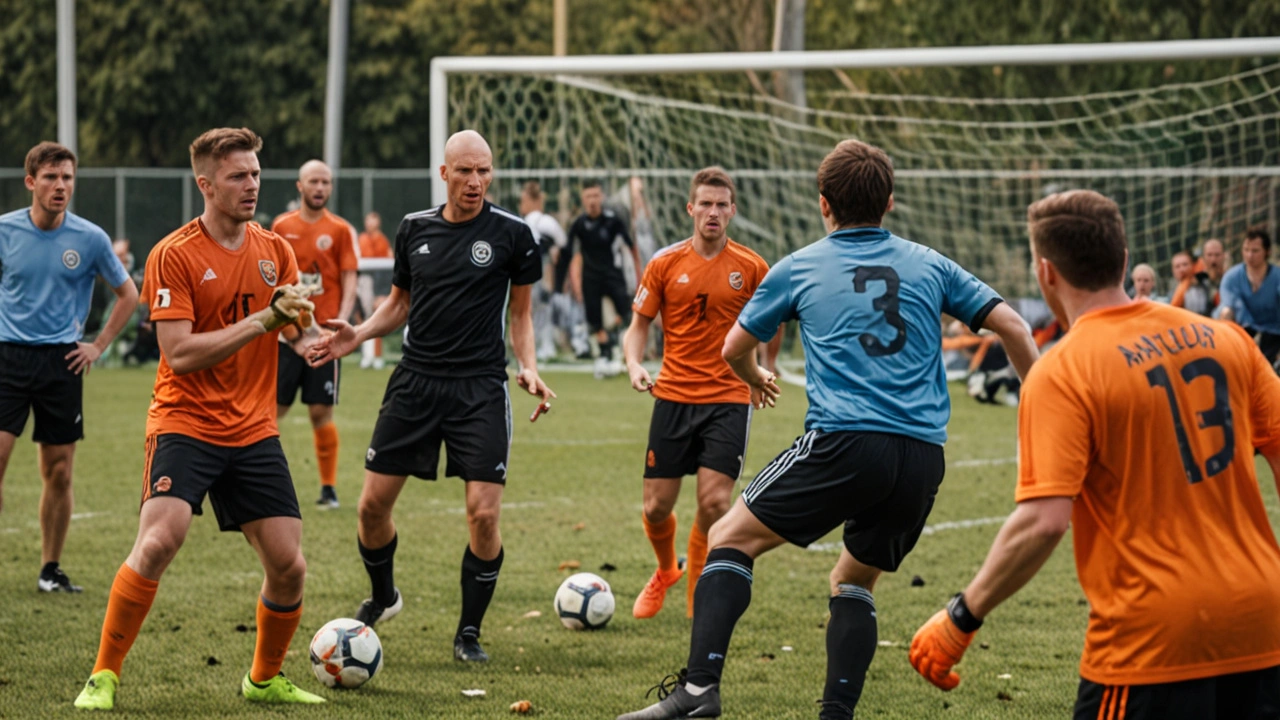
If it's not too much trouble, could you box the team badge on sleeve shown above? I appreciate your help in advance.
[729,272,744,290]
[258,259,279,286]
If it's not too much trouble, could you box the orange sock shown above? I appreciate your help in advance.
[92,563,159,676]
[250,596,303,683]
[314,422,339,488]
[643,512,678,572]
[686,523,709,617]
[374,338,382,357]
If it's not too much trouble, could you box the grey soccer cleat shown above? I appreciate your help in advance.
[354,588,402,627]
[617,670,721,719]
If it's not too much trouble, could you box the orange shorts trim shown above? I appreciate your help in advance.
[1096,685,1130,720]
[140,434,158,505]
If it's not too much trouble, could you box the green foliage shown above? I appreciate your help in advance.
[0,0,1276,168]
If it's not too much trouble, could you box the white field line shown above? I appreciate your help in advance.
[1,510,111,534]
[806,514,1009,552]
[952,456,1017,468]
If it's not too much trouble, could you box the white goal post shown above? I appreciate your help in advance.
[429,38,1280,298]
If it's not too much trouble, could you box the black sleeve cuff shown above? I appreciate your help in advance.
[947,593,985,633]
[967,297,1004,333]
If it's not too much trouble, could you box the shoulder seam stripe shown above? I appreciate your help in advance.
[489,205,527,225]
[405,207,440,219]
[651,239,691,260]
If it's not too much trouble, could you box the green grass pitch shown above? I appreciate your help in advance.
[1,366,1277,718]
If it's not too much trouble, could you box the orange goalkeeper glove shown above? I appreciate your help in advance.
[909,594,982,691]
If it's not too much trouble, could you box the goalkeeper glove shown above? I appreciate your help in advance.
[909,593,983,691]
[256,284,316,332]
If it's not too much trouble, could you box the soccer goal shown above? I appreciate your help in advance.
[430,39,1280,299]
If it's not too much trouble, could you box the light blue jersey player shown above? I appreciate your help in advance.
[1219,227,1280,365]
[617,139,1039,720]
[0,142,138,594]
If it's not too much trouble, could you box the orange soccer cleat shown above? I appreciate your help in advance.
[632,567,685,619]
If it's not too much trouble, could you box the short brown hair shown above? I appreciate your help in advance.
[817,140,893,227]
[25,142,77,178]
[689,166,736,204]
[522,180,544,202]
[1245,225,1272,253]
[189,127,263,178]
[1027,190,1127,291]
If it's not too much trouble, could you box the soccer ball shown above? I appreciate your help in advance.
[554,572,615,630]
[309,618,383,689]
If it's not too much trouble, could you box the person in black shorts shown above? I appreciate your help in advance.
[0,141,138,594]
[617,140,1039,720]
[75,127,324,709]
[308,130,554,664]
[567,181,641,377]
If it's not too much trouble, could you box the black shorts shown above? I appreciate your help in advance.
[645,399,750,480]
[741,430,945,572]
[582,273,632,333]
[365,366,511,483]
[1074,665,1280,720]
[277,344,340,406]
[0,342,83,444]
[142,433,301,532]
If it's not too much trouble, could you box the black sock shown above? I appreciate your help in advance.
[599,336,614,359]
[685,548,754,687]
[358,534,398,606]
[40,561,59,577]
[820,585,879,720]
[457,545,503,641]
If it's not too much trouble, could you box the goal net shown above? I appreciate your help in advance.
[440,52,1280,300]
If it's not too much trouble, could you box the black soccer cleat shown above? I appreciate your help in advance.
[38,566,83,593]
[354,588,402,627]
[315,485,339,509]
[453,636,490,663]
[617,669,721,719]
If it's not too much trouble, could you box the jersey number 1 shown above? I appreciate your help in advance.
[1146,358,1235,484]
[853,266,907,356]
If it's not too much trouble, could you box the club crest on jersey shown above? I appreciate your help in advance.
[258,260,278,286]
[471,241,493,267]
[729,271,744,290]
[62,249,81,270]
[316,234,333,251]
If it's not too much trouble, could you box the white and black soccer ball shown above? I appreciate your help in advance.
[309,618,383,689]
[554,572,615,630]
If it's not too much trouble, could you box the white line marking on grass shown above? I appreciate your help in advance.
[952,456,1017,468]
[511,438,640,446]
[806,515,1008,552]
[2,511,110,533]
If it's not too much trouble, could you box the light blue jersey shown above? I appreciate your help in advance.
[1219,263,1280,335]
[0,209,129,344]
[738,227,1000,444]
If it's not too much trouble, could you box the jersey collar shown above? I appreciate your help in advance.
[828,227,890,243]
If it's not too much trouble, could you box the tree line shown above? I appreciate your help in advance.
[0,0,1275,169]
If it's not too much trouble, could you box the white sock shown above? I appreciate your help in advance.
[361,339,376,361]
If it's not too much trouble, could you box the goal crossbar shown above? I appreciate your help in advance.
[429,37,1280,203]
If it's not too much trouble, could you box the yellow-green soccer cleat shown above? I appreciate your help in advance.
[74,669,119,710]
[242,672,326,704]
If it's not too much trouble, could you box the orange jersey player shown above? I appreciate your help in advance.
[910,190,1280,719]
[75,128,325,711]
[622,166,772,621]
[271,160,359,509]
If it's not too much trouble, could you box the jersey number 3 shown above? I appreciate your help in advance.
[1146,358,1235,484]
[853,266,907,356]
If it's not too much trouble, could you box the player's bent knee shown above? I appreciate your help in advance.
[466,506,501,534]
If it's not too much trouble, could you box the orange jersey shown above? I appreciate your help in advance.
[271,209,358,323]
[1016,300,1280,686]
[359,230,392,258]
[633,238,769,404]
[144,219,300,446]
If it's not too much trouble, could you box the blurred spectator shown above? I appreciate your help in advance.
[1171,238,1224,316]
[1219,226,1280,365]
[1130,262,1156,300]
[520,181,568,361]
[356,211,392,369]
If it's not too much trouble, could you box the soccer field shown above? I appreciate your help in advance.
[2,366,1278,719]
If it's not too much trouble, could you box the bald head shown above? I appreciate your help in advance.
[440,130,494,222]
[297,159,333,212]
[444,130,492,165]
[1201,238,1226,279]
